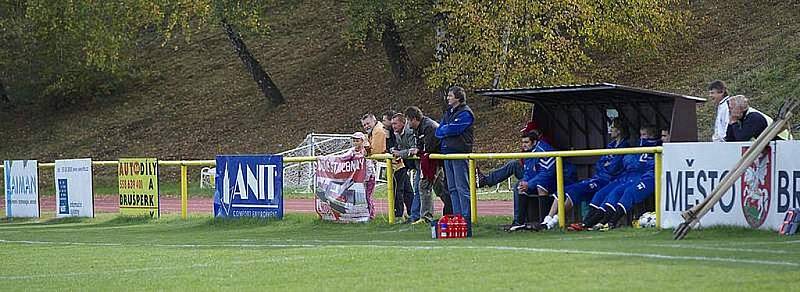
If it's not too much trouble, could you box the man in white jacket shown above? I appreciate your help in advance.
[709,80,731,142]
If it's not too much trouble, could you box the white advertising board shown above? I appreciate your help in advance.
[4,160,40,218]
[55,159,94,217]
[660,141,800,230]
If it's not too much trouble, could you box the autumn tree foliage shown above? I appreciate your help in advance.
[345,0,689,90]
[0,0,282,106]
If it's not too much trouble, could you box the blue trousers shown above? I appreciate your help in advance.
[565,177,610,206]
[615,177,655,214]
[410,166,422,221]
[444,159,471,221]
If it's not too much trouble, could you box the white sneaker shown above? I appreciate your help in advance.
[541,215,552,226]
[545,216,558,229]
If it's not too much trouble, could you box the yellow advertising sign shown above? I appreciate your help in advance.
[118,158,159,218]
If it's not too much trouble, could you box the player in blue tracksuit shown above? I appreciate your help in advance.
[539,119,630,229]
[570,125,661,231]
[510,130,577,231]
[605,127,671,229]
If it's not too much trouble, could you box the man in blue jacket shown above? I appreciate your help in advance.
[540,119,630,229]
[509,130,576,232]
[435,86,475,235]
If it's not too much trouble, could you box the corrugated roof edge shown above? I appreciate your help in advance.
[474,83,706,103]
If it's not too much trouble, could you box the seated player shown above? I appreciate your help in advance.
[476,122,539,229]
[598,127,671,230]
[569,125,661,231]
[509,130,577,232]
[540,119,630,229]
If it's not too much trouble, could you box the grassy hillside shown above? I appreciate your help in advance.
[0,0,797,164]
[593,0,800,139]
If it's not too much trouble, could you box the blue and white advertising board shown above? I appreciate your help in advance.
[4,160,40,218]
[54,158,94,218]
[214,155,283,219]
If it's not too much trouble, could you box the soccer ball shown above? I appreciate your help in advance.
[638,212,657,228]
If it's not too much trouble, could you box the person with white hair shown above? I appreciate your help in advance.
[725,95,792,141]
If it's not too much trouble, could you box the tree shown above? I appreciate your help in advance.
[426,0,690,89]
[221,17,284,106]
[344,0,689,91]
[344,0,431,80]
[0,79,9,104]
[0,0,284,106]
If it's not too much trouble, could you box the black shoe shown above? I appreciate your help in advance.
[502,222,520,231]
[582,208,605,228]
[526,223,544,232]
[476,169,487,188]
[507,222,527,232]
[601,209,616,225]
[608,209,626,228]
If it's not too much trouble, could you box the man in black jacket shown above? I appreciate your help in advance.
[724,95,787,141]
[405,106,453,223]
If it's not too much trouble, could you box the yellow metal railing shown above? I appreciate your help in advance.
[423,146,663,227]
[1,146,662,228]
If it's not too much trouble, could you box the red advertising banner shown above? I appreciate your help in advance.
[315,152,375,222]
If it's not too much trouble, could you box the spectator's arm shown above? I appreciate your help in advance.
[397,148,411,158]
[726,113,767,141]
[435,111,473,138]
[725,123,736,142]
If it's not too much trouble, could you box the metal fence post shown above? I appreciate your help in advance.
[469,159,478,224]
[655,152,663,228]
[181,164,188,219]
[556,157,566,228]
[386,159,395,224]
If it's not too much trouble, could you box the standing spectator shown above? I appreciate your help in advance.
[360,114,386,219]
[725,95,792,141]
[361,114,387,154]
[405,106,452,223]
[346,132,377,218]
[709,80,732,142]
[383,110,398,151]
[435,86,475,235]
[391,113,416,222]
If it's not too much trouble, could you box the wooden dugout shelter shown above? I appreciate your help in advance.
[476,83,707,179]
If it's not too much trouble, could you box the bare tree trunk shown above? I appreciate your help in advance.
[221,18,284,106]
[433,11,450,111]
[490,25,511,106]
[0,78,9,104]
[381,17,411,80]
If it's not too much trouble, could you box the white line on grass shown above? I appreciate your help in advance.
[0,255,308,281]
[689,240,800,247]
[2,238,797,267]
[0,239,122,246]
[649,244,797,255]
[356,245,800,267]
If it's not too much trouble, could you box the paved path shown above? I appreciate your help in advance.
[4,196,513,216]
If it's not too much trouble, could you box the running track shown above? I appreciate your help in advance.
[3,196,513,216]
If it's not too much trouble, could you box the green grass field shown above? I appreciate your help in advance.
[0,213,797,290]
